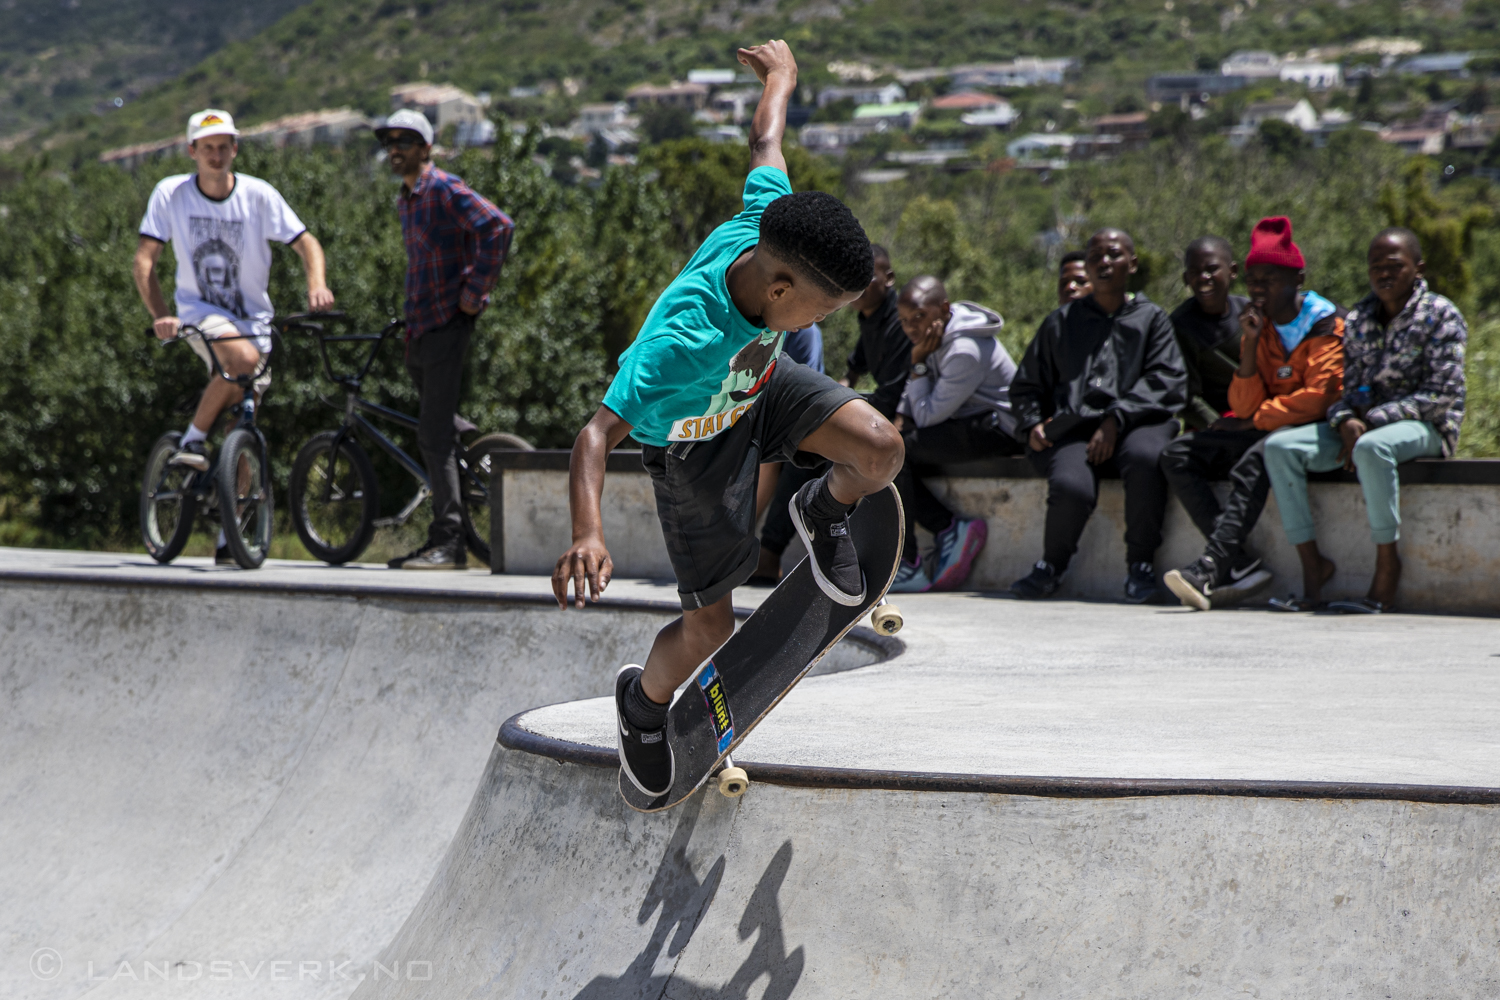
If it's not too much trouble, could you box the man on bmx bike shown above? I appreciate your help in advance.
[132,108,335,562]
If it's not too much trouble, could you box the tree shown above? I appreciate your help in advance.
[639,104,696,144]
[1378,159,1493,302]
[1257,118,1307,158]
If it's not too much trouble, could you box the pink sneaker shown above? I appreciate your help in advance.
[929,517,988,591]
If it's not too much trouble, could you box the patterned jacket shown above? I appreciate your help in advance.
[1328,278,1467,457]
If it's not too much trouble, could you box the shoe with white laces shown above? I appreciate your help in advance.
[888,554,931,593]
[615,665,673,797]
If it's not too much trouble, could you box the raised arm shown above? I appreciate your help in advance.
[737,40,797,173]
[552,405,635,608]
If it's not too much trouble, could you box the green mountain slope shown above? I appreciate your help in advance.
[31,0,1500,155]
[0,0,311,139]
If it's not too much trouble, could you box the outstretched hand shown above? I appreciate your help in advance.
[737,40,797,86]
[552,534,614,609]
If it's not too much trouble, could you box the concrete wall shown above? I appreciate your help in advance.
[356,746,1500,998]
[496,464,1500,615]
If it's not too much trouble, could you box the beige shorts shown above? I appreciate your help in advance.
[187,314,272,392]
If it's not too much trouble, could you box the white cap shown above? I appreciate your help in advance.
[186,109,238,143]
[375,108,435,146]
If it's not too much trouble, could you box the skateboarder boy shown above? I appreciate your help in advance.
[551,40,903,797]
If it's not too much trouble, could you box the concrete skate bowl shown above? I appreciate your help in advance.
[0,573,893,1000]
[351,707,1500,999]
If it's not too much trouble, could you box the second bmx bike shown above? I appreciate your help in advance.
[287,313,529,566]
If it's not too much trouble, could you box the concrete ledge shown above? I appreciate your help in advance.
[487,449,1500,615]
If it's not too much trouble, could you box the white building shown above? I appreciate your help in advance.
[1280,61,1343,90]
[818,82,906,108]
[799,122,883,155]
[240,108,372,148]
[687,68,736,86]
[1241,99,1319,131]
[1007,132,1076,160]
[1221,51,1282,78]
[390,83,486,132]
[961,105,1020,128]
[577,102,630,135]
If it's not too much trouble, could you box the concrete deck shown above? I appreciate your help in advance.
[4,546,1498,997]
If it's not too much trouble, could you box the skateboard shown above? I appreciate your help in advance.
[620,484,905,813]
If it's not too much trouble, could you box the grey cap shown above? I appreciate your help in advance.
[375,108,434,145]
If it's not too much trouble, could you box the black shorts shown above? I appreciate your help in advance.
[641,359,862,610]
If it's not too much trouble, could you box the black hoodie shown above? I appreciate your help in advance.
[1010,292,1187,442]
[845,288,912,420]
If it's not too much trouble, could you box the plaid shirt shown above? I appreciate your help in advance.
[1328,278,1467,457]
[398,166,514,339]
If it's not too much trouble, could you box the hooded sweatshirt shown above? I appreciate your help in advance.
[1010,292,1187,441]
[898,301,1018,433]
[846,288,912,420]
[1228,293,1345,432]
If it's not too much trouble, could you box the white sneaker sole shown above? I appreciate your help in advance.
[788,495,866,607]
[1163,569,1212,611]
[615,664,674,797]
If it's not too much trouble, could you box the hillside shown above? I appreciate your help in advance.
[32,0,1496,157]
[0,0,309,141]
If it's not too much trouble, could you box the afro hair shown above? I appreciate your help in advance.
[759,191,874,297]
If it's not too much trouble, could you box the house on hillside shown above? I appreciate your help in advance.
[1007,132,1075,165]
[1221,51,1282,78]
[929,91,1005,112]
[576,103,630,135]
[99,135,186,169]
[240,108,371,148]
[854,102,920,129]
[1090,111,1151,152]
[799,121,883,155]
[1147,73,1248,105]
[712,88,761,124]
[625,82,709,111]
[1241,99,1319,131]
[818,82,905,108]
[1380,125,1448,155]
[1451,110,1500,150]
[1395,53,1476,77]
[1280,61,1343,90]
[390,83,487,134]
[687,69,737,86]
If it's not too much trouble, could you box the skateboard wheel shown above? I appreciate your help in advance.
[717,766,749,798]
[870,603,903,635]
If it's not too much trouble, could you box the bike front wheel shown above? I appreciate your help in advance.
[458,432,530,567]
[140,431,198,563]
[290,431,378,565]
[218,427,274,569]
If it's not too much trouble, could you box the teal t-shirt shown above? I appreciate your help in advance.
[603,166,793,447]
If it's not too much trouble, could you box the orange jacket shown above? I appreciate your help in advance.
[1227,314,1344,431]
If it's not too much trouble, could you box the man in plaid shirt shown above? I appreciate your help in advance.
[376,108,515,569]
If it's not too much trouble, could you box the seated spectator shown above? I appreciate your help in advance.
[1008,227,1187,603]
[1161,219,1344,610]
[840,244,908,420]
[1265,227,1466,613]
[1170,236,1249,431]
[889,275,1020,592]
[1057,250,1092,306]
[750,322,827,585]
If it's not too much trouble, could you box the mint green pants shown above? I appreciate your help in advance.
[1263,420,1443,545]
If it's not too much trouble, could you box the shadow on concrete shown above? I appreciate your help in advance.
[573,812,804,1000]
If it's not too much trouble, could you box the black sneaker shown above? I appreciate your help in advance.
[170,439,210,472]
[393,543,466,570]
[1215,553,1275,607]
[789,483,865,607]
[1123,562,1158,604]
[1164,556,1218,611]
[1010,559,1060,599]
[215,544,235,566]
[615,665,673,797]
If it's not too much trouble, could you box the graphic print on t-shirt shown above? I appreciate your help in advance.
[189,217,247,319]
[669,329,784,442]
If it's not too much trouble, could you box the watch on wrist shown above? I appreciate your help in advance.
[911,361,929,377]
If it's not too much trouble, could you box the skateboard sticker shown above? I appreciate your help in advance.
[697,662,735,754]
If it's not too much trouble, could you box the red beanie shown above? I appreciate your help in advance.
[1244,216,1305,269]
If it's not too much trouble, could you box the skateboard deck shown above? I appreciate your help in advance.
[620,484,904,813]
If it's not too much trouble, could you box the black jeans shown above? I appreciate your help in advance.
[1025,418,1176,570]
[1158,427,1270,565]
[896,411,1023,560]
[404,313,473,549]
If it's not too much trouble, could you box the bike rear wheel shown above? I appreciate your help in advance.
[290,431,379,565]
[218,427,274,569]
[459,432,530,566]
[140,431,198,564]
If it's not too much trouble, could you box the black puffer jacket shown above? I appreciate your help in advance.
[1010,293,1187,441]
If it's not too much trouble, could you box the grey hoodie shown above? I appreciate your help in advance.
[898,300,1018,433]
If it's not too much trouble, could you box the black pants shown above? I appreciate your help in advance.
[1026,418,1176,570]
[404,313,473,549]
[759,462,822,557]
[896,411,1022,560]
[1158,427,1270,565]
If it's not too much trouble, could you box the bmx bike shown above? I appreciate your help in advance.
[286,312,530,566]
[139,322,278,569]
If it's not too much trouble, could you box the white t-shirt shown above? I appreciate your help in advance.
[139,173,307,347]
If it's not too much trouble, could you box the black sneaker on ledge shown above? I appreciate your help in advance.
[789,482,866,607]
[615,665,673,797]
[1010,559,1061,600]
